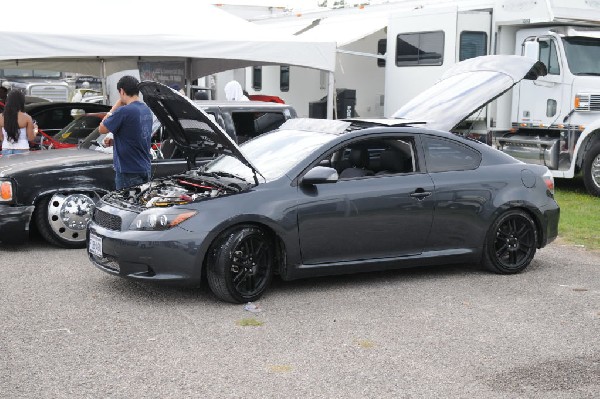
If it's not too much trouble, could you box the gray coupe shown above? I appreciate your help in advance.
[87,56,560,303]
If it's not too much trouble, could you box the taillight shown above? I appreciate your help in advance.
[542,170,555,195]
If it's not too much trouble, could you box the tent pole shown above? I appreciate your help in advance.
[100,59,108,105]
[326,71,334,119]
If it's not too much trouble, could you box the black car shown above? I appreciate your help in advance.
[0,101,297,248]
[86,57,560,304]
[0,101,111,151]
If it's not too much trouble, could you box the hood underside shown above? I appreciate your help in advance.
[138,81,260,176]
[391,55,547,131]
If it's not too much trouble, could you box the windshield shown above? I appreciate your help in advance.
[562,37,600,75]
[53,115,103,144]
[201,129,334,182]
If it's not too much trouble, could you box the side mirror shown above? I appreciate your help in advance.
[522,40,539,60]
[300,166,339,185]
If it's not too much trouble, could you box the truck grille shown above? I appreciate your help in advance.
[29,85,69,102]
[93,208,122,231]
[575,94,600,111]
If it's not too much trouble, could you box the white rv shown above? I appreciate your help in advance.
[245,0,600,196]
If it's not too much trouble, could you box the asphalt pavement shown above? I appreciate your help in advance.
[1,236,598,398]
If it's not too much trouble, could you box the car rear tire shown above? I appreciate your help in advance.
[583,141,600,197]
[35,193,97,248]
[482,209,537,274]
[206,225,274,303]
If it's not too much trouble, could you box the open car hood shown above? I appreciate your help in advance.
[391,55,547,131]
[138,81,260,176]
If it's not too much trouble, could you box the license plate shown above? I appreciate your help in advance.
[89,232,103,258]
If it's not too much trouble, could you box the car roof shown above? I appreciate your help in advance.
[193,100,294,110]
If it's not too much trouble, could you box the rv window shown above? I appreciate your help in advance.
[459,31,487,61]
[280,66,290,92]
[377,39,387,67]
[539,39,560,75]
[252,66,262,91]
[396,31,444,66]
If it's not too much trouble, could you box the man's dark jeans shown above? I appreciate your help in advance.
[115,171,151,190]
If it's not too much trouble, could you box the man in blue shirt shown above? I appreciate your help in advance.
[99,75,153,190]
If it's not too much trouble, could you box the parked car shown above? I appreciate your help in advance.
[0,100,297,248]
[87,60,560,304]
[40,112,107,149]
[26,102,111,150]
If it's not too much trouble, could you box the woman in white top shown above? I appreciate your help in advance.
[0,90,37,155]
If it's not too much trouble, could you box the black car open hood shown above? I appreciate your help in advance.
[391,55,547,131]
[138,81,260,176]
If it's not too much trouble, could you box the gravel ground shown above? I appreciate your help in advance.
[1,237,598,398]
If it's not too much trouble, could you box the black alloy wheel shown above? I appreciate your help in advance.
[207,225,274,303]
[482,209,538,274]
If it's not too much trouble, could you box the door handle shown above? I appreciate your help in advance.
[410,188,432,200]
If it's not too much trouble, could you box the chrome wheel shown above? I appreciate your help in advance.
[46,193,95,244]
[583,142,600,197]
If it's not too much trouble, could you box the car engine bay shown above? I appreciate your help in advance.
[103,170,252,209]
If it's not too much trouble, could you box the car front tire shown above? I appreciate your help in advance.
[206,225,274,303]
[482,209,538,274]
[35,193,96,248]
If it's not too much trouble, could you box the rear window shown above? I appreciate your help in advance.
[423,137,481,172]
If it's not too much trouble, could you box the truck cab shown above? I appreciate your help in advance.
[500,26,600,195]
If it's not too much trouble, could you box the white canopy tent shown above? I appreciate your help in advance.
[0,0,337,117]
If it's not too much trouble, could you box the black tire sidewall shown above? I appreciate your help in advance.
[207,225,274,303]
[483,209,537,274]
[583,141,600,197]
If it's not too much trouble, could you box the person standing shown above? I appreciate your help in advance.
[224,80,249,101]
[99,75,153,189]
[0,90,37,155]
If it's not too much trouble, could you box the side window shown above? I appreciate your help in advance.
[459,31,487,61]
[323,137,417,179]
[423,137,481,172]
[396,31,444,66]
[252,66,262,91]
[280,66,290,92]
[377,39,386,67]
[539,39,560,75]
[231,111,287,143]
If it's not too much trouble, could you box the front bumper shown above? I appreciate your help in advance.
[87,223,208,285]
[0,205,35,244]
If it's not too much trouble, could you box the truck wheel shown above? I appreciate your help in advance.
[481,209,537,274]
[583,142,600,197]
[35,193,97,248]
[206,225,274,303]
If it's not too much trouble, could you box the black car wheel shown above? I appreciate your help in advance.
[583,141,600,197]
[482,209,538,274]
[35,193,97,249]
[207,225,274,303]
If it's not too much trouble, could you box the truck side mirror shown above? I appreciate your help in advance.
[523,41,539,60]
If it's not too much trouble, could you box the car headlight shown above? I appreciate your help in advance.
[1,181,14,202]
[129,208,197,231]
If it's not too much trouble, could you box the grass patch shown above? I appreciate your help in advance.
[357,339,375,349]
[554,177,600,250]
[236,318,264,327]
